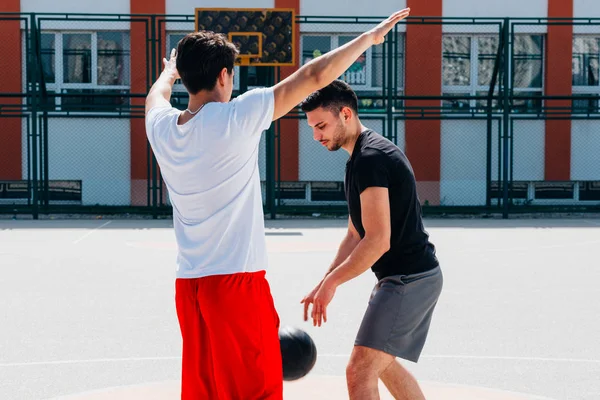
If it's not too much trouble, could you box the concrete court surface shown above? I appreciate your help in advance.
[1,217,599,400]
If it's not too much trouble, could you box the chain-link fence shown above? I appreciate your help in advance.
[1,13,599,219]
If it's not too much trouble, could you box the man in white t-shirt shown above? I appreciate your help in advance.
[144,8,410,400]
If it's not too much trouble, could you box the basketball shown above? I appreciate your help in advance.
[279,326,317,381]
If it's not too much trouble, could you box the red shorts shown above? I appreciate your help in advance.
[175,270,283,400]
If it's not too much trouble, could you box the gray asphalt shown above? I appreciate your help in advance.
[1,217,599,400]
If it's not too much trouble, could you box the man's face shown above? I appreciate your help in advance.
[306,107,349,152]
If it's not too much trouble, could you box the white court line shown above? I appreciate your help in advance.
[0,356,180,367]
[321,354,600,364]
[72,221,112,245]
[452,237,600,254]
[2,354,600,368]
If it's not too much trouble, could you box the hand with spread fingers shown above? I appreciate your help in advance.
[162,48,180,80]
[309,278,337,327]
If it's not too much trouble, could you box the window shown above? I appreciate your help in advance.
[442,34,543,112]
[512,35,544,112]
[301,34,404,109]
[443,35,500,111]
[40,32,130,111]
[572,36,600,113]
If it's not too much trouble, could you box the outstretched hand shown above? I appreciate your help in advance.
[162,48,180,80]
[368,8,411,45]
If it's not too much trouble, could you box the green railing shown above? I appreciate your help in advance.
[1,13,599,219]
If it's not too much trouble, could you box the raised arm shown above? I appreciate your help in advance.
[271,8,410,121]
[145,49,180,115]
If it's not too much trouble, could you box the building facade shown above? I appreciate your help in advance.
[1,0,599,211]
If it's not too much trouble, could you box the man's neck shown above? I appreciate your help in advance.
[177,91,224,125]
[342,121,368,155]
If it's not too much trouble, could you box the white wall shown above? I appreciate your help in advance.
[298,119,386,181]
[299,0,407,34]
[443,0,547,34]
[301,0,407,18]
[21,0,129,14]
[21,0,130,30]
[259,132,267,181]
[41,119,130,206]
[440,120,545,206]
[574,0,600,19]
[166,1,276,36]
[571,121,600,181]
[443,0,547,18]
[511,120,545,181]
[394,120,406,152]
[167,0,274,16]
[440,120,498,206]
[574,0,600,34]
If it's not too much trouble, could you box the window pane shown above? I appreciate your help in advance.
[169,34,186,53]
[573,37,599,86]
[339,36,367,86]
[63,34,92,84]
[478,37,499,86]
[476,90,500,109]
[442,92,470,111]
[370,34,404,91]
[579,182,600,201]
[512,91,542,112]
[97,32,130,86]
[572,94,599,113]
[443,36,471,86]
[40,33,55,84]
[302,36,331,65]
[534,182,574,200]
[513,35,543,89]
[61,89,129,111]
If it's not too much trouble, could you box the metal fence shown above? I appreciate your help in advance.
[1,13,599,219]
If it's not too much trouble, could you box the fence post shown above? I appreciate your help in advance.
[266,67,277,219]
[502,18,511,219]
[30,13,39,220]
[150,15,158,219]
[386,27,395,139]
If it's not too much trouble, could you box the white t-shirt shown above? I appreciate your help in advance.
[145,87,274,279]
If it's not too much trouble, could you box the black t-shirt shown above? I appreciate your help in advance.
[345,130,439,280]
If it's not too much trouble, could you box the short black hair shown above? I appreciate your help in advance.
[300,80,359,114]
[176,31,239,95]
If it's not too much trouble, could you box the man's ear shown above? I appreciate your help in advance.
[341,106,353,121]
[218,67,228,87]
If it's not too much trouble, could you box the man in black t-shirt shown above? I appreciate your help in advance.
[299,80,443,400]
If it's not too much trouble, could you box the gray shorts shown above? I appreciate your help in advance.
[355,266,443,363]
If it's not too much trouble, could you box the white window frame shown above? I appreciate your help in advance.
[572,34,600,112]
[40,31,130,111]
[511,34,545,104]
[301,33,397,92]
[442,34,544,110]
[442,35,495,109]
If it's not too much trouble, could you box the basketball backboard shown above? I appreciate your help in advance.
[194,8,296,66]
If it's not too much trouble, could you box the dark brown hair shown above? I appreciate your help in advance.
[176,31,239,94]
[300,80,359,114]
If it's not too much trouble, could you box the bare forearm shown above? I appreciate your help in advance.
[271,32,377,120]
[307,33,374,87]
[324,233,361,278]
[147,71,177,105]
[326,236,389,287]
